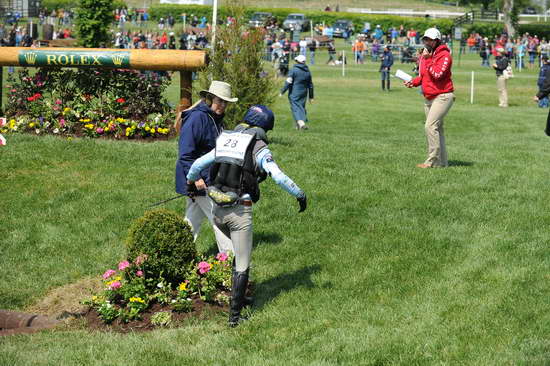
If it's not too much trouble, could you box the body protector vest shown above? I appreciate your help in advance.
[209,124,268,203]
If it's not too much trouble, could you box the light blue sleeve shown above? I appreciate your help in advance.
[256,147,305,199]
[186,149,215,181]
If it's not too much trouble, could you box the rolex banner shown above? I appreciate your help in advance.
[18,50,131,68]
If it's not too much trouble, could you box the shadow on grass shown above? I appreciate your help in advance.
[449,160,474,167]
[253,264,322,311]
[253,231,283,248]
[268,136,293,147]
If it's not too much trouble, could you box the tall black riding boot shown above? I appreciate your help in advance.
[387,79,390,91]
[381,80,385,90]
[229,268,249,327]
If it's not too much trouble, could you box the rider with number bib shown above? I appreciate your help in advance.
[186,105,307,327]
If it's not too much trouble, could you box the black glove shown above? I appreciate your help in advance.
[187,182,197,200]
[297,193,307,213]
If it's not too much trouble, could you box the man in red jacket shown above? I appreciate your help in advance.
[405,28,455,168]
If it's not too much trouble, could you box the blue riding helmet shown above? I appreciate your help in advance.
[243,105,275,131]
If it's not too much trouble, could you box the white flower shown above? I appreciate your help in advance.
[35,129,40,134]
[157,282,164,288]
[53,128,59,134]
[171,299,176,303]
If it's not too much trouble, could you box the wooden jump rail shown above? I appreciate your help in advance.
[0,47,208,114]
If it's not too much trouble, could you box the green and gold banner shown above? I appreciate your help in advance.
[18,50,131,68]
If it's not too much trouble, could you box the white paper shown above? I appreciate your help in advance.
[395,69,412,83]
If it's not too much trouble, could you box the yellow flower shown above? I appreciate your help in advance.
[145,127,150,132]
[67,137,73,141]
[150,128,156,134]
[63,107,70,113]
[125,131,130,136]
[178,282,187,291]
[29,122,35,128]
[129,297,145,303]
[106,280,115,286]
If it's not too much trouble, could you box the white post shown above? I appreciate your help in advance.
[342,51,345,76]
[310,20,313,38]
[470,71,474,104]
[29,20,33,38]
[212,0,218,53]
[183,14,186,31]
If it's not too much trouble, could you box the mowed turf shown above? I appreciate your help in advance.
[1,45,549,365]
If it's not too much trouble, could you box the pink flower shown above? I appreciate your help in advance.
[96,127,104,134]
[134,254,148,266]
[10,89,16,93]
[109,281,121,290]
[118,260,130,271]
[55,99,62,105]
[102,269,116,280]
[59,119,66,127]
[216,252,228,262]
[136,270,143,277]
[197,261,212,274]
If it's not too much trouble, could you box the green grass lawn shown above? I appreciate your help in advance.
[1,47,550,365]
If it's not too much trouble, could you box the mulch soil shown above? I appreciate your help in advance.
[84,283,253,333]
[85,296,229,333]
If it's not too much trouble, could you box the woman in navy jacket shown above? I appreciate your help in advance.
[175,81,237,254]
[280,54,314,130]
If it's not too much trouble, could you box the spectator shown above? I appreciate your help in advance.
[380,45,394,91]
[493,47,510,108]
[280,54,314,130]
[308,38,317,65]
[326,41,336,65]
[537,55,550,108]
[534,60,550,135]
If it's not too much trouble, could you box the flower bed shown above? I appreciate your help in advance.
[2,68,175,140]
[83,252,244,330]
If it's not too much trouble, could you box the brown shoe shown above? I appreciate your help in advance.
[416,163,432,169]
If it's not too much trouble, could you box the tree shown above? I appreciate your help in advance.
[502,0,516,38]
[197,3,278,129]
[75,0,114,48]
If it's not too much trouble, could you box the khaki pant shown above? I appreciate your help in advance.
[423,92,454,167]
[213,204,253,272]
[185,196,234,254]
[497,76,508,107]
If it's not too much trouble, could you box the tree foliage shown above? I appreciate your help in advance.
[75,0,114,48]
[196,3,278,129]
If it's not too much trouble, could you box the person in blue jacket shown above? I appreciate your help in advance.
[537,55,550,108]
[280,54,314,130]
[175,81,236,254]
[380,45,394,91]
[186,105,307,327]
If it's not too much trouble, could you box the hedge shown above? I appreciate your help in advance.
[41,0,126,11]
[149,4,454,34]
[464,22,550,39]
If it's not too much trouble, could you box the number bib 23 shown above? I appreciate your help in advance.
[215,131,255,166]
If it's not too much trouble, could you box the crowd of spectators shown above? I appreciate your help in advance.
[462,32,550,69]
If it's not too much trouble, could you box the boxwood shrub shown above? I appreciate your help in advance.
[126,209,196,286]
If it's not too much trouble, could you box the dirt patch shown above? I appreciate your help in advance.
[25,277,103,318]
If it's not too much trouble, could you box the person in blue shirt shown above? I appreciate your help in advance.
[175,81,236,255]
[280,54,314,130]
[186,105,307,327]
[380,45,394,91]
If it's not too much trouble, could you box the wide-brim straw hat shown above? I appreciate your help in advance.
[199,81,238,103]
